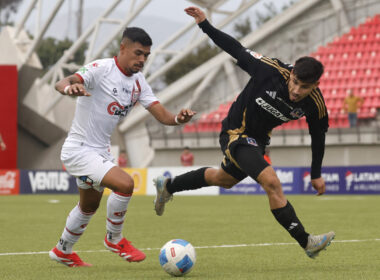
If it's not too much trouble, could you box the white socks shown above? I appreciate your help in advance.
[106,192,131,244]
[56,192,131,253]
[56,204,95,254]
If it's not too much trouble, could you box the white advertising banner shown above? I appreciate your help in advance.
[147,166,220,196]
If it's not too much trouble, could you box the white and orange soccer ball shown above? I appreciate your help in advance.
[159,239,196,276]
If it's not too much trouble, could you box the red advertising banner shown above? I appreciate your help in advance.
[0,169,20,195]
[0,65,18,168]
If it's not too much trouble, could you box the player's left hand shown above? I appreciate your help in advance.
[311,177,326,195]
[176,109,196,124]
[185,7,207,24]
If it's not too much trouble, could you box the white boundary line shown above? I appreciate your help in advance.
[1,238,379,257]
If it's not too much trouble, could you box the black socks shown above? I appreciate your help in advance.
[166,167,209,194]
[271,201,309,248]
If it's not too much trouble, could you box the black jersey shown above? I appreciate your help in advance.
[199,20,328,179]
[224,51,328,145]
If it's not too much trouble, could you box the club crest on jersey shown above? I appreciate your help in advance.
[290,108,305,119]
[246,137,258,146]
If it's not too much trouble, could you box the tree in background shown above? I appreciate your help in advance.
[105,35,122,58]
[234,17,252,40]
[163,43,220,86]
[0,0,22,28]
[37,37,88,74]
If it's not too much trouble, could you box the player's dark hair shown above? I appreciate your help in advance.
[293,56,324,83]
[122,27,152,46]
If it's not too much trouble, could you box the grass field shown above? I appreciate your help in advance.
[0,194,379,280]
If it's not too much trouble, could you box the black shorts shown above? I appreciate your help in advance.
[219,132,269,181]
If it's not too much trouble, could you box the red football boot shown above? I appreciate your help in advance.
[49,247,92,267]
[104,236,146,262]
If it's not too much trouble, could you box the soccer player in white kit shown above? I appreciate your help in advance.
[49,27,195,267]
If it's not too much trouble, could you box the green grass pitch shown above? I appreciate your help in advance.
[0,194,379,279]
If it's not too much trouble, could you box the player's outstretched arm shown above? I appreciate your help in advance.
[185,6,244,60]
[148,103,196,126]
[55,75,91,96]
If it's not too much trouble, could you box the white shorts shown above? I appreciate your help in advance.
[61,141,116,192]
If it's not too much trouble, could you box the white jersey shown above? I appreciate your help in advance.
[65,57,159,148]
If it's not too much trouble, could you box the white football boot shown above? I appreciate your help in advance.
[305,231,335,259]
[153,175,173,216]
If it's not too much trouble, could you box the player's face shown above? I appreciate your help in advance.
[119,40,151,74]
[288,71,319,102]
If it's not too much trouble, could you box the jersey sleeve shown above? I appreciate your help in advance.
[136,74,159,108]
[198,19,268,76]
[306,88,329,179]
[75,60,105,90]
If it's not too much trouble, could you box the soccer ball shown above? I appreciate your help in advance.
[159,239,196,276]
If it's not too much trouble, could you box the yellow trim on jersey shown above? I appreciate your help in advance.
[310,88,327,119]
[261,57,290,81]
[225,148,242,170]
[224,109,248,170]
[226,108,247,136]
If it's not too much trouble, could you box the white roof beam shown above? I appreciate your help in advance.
[146,0,259,84]
[22,0,65,68]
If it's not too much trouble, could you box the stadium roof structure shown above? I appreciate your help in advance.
[2,0,379,168]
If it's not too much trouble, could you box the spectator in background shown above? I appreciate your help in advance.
[263,148,272,165]
[0,133,6,151]
[180,147,194,166]
[118,150,128,167]
[344,89,363,128]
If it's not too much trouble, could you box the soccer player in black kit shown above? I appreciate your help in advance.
[154,6,335,259]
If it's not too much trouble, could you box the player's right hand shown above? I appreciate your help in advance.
[311,177,326,195]
[184,7,206,24]
[64,84,91,96]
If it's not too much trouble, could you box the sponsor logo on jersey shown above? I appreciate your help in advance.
[265,90,277,99]
[246,137,258,146]
[290,108,305,119]
[107,101,131,117]
[246,49,263,59]
[256,97,290,122]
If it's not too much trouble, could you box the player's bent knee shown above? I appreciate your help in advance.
[116,180,134,195]
[213,175,236,189]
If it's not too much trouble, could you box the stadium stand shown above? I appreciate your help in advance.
[183,14,380,133]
